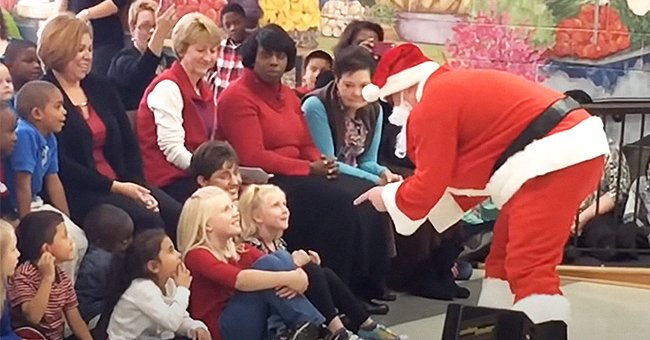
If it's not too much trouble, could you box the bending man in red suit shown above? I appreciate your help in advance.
[354,43,609,334]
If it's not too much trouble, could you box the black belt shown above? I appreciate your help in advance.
[491,96,583,175]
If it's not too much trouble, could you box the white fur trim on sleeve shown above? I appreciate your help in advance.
[512,294,570,324]
[147,80,192,170]
[381,181,426,236]
[477,278,515,309]
[426,190,466,233]
[381,182,466,235]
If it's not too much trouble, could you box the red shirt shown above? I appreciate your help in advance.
[8,263,78,340]
[184,245,264,340]
[85,105,117,180]
[217,69,321,176]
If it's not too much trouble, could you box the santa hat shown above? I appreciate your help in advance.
[362,43,440,103]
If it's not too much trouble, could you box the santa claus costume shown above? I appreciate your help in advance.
[357,44,609,330]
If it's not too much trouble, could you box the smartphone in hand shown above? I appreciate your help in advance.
[372,41,395,58]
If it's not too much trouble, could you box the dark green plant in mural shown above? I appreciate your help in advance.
[367,2,397,25]
[546,0,592,21]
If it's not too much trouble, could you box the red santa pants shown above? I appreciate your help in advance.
[484,156,604,301]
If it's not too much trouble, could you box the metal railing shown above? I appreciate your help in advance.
[571,99,650,256]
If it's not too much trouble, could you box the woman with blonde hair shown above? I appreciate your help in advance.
[137,12,220,203]
[40,13,181,236]
[178,186,327,340]
[0,220,20,339]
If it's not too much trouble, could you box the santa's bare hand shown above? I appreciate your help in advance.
[353,186,387,212]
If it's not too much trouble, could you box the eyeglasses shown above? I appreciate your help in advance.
[135,23,155,32]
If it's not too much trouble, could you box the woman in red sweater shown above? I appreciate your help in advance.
[217,24,394,313]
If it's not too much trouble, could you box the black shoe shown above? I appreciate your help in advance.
[373,291,397,301]
[283,322,323,340]
[360,299,389,315]
[453,285,471,299]
[407,279,455,300]
[532,321,568,340]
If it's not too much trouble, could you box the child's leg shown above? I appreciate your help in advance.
[321,267,368,332]
[219,252,325,340]
[252,251,326,327]
[37,204,88,280]
[303,263,339,326]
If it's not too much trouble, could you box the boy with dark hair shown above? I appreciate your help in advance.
[209,3,249,100]
[3,40,42,92]
[295,49,333,99]
[76,204,134,324]
[5,80,87,279]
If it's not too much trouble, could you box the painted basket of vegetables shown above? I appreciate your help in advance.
[320,0,366,38]
[260,0,321,48]
[391,0,470,45]
[546,0,650,90]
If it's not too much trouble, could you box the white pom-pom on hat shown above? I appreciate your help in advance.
[362,83,381,102]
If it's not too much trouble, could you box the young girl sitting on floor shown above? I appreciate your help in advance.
[7,211,92,340]
[0,220,20,340]
[239,184,404,340]
[177,186,327,340]
[106,229,210,340]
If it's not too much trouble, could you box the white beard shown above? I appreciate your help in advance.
[390,103,412,159]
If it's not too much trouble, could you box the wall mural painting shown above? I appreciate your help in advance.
[255,0,650,97]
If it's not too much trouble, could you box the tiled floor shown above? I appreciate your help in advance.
[373,272,650,340]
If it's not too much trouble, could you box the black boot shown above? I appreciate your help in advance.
[437,225,471,299]
[532,321,568,340]
[406,247,456,300]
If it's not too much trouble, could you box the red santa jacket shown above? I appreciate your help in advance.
[136,61,214,188]
[383,66,609,235]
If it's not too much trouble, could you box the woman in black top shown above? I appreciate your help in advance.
[64,0,128,75]
[107,0,175,110]
[38,13,181,236]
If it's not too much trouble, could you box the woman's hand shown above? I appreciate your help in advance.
[358,38,375,52]
[309,155,338,179]
[154,2,176,39]
[379,170,403,185]
[111,181,158,211]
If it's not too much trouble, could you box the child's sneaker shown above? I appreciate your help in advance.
[357,323,405,340]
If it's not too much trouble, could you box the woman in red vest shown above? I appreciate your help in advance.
[137,12,219,203]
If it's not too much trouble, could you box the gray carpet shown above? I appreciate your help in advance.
[372,279,482,327]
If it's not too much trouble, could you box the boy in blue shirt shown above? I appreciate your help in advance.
[5,80,87,279]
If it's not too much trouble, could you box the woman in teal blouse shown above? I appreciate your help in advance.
[302,45,401,185]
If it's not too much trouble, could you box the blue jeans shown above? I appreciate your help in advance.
[219,250,325,340]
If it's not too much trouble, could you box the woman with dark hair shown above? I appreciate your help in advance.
[218,24,395,314]
[333,20,384,57]
[303,45,401,185]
